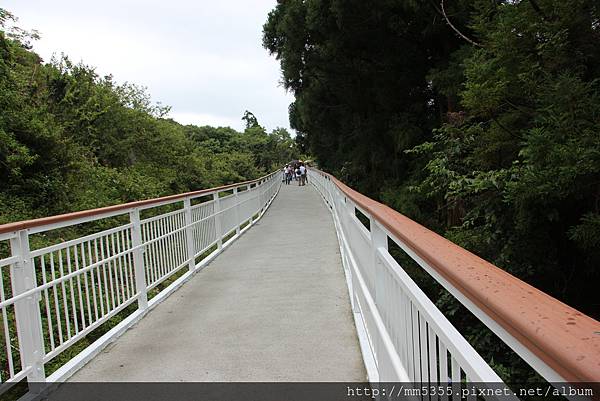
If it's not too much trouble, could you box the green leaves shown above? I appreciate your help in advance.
[0,15,301,227]
[264,0,600,380]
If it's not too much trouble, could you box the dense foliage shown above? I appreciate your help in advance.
[0,12,300,392]
[264,0,599,380]
[0,9,298,227]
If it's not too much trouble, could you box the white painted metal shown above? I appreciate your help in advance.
[387,230,568,383]
[233,188,240,235]
[183,199,196,273]
[213,193,223,249]
[10,231,45,392]
[130,209,148,310]
[309,170,516,394]
[0,172,280,394]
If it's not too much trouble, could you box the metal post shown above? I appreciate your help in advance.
[233,188,240,235]
[251,184,259,220]
[257,181,263,213]
[371,219,388,307]
[10,230,46,391]
[129,209,148,310]
[345,199,359,312]
[345,198,355,231]
[183,198,196,272]
[213,192,223,249]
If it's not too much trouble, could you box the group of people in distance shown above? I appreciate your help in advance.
[283,162,308,186]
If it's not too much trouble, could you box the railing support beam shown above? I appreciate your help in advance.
[370,219,388,307]
[233,188,240,235]
[213,192,223,249]
[183,198,196,272]
[10,229,46,391]
[130,209,148,310]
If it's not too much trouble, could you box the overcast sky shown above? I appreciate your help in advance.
[3,0,293,132]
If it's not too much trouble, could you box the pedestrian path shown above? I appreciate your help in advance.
[68,182,366,381]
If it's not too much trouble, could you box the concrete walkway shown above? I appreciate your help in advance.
[69,182,366,381]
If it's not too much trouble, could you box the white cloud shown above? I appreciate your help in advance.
[3,0,293,133]
[168,111,243,131]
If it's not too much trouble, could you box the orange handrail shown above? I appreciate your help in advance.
[0,172,276,235]
[316,168,600,383]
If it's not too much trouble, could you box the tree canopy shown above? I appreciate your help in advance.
[0,9,299,226]
[264,0,600,380]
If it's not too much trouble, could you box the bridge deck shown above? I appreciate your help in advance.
[69,182,366,381]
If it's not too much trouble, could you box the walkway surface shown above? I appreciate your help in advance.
[68,182,366,381]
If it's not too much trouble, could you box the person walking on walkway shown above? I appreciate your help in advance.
[299,163,307,186]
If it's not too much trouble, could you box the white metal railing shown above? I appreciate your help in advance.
[0,172,280,394]
[309,168,600,390]
[309,169,503,386]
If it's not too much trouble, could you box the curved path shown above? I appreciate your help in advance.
[68,182,365,381]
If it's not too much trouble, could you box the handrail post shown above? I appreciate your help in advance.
[345,199,359,313]
[183,198,196,272]
[252,183,259,218]
[345,197,355,230]
[233,187,240,235]
[10,229,46,391]
[130,209,148,310]
[213,192,223,249]
[370,219,388,307]
[258,180,264,212]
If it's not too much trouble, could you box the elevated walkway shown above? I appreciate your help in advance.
[68,183,365,381]
[1,169,598,400]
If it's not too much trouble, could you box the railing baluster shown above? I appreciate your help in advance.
[108,235,118,308]
[49,252,64,345]
[404,293,414,380]
[451,356,461,401]
[125,228,137,297]
[177,213,183,266]
[65,247,78,336]
[163,216,170,275]
[79,242,93,326]
[73,245,86,331]
[98,237,111,314]
[85,241,98,322]
[419,312,429,383]
[58,250,71,340]
[40,255,55,350]
[439,343,449,401]
[0,261,16,378]
[160,217,167,277]
[411,303,420,382]
[429,325,439,401]
[155,218,165,280]
[163,216,171,276]
[143,221,155,286]
[112,233,124,306]
[167,215,173,272]
[149,220,158,282]
[10,229,46,390]
[94,238,108,317]
[117,230,130,301]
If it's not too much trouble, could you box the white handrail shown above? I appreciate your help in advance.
[0,172,281,394]
[308,167,600,389]
[308,169,510,389]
